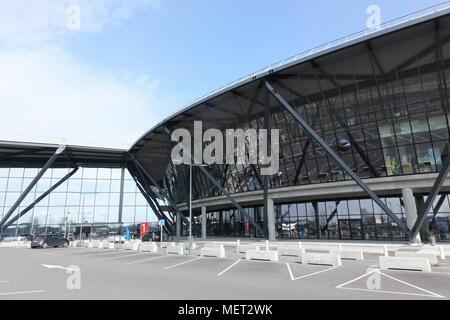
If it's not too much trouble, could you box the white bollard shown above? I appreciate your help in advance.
[201,244,226,258]
[384,245,389,257]
[298,242,302,249]
[380,256,431,272]
[302,252,342,266]
[265,240,269,251]
[245,249,279,262]
[440,246,446,260]
[338,244,343,251]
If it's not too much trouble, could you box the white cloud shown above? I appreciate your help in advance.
[0,0,173,149]
[0,0,162,46]
[0,47,166,149]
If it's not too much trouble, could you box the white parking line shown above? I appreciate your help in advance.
[286,263,295,280]
[0,281,10,284]
[218,259,241,277]
[96,252,147,261]
[336,269,445,299]
[286,263,339,281]
[336,269,377,288]
[164,257,202,270]
[380,271,445,298]
[338,287,443,298]
[49,249,96,255]
[0,290,45,296]
[125,254,172,265]
[39,249,106,256]
[76,251,129,258]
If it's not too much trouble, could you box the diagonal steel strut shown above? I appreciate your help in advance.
[265,80,410,236]
[0,145,66,231]
[130,169,174,235]
[161,126,264,235]
[132,158,201,236]
[2,166,79,230]
[410,148,450,241]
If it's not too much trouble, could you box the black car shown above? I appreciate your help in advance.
[31,235,69,249]
[141,232,160,242]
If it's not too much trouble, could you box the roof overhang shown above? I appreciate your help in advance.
[0,140,128,169]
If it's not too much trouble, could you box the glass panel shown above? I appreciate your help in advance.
[339,220,351,240]
[379,124,396,148]
[411,118,431,143]
[416,143,436,173]
[429,115,449,141]
[383,147,401,175]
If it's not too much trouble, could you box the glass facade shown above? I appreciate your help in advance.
[201,195,450,241]
[163,72,450,203]
[3,15,449,243]
[203,207,265,239]
[133,14,450,206]
[0,167,157,238]
[275,198,408,241]
[127,14,450,243]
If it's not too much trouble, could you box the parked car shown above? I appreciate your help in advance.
[31,235,69,249]
[20,234,34,242]
[141,232,160,242]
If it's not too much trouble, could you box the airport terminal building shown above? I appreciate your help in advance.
[2,7,450,243]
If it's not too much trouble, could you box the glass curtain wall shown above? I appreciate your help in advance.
[203,207,265,238]
[0,167,157,238]
[159,19,450,204]
[201,195,450,241]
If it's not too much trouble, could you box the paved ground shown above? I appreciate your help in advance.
[1,243,450,300]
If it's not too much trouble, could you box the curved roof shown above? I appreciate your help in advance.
[130,4,450,188]
[130,3,450,154]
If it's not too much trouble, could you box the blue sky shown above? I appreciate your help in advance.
[0,0,447,148]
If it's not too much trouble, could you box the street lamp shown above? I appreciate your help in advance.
[68,212,72,238]
[186,163,207,255]
[78,192,99,246]
[80,194,86,245]
[63,210,70,238]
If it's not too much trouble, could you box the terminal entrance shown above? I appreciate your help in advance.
[338,219,363,240]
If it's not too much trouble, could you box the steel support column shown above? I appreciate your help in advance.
[322,201,341,233]
[263,87,270,239]
[430,194,447,232]
[129,163,175,233]
[118,167,125,235]
[201,206,207,239]
[415,196,431,240]
[160,126,263,235]
[2,167,79,230]
[311,62,381,178]
[265,80,410,235]
[132,158,200,236]
[0,145,66,231]
[313,201,321,239]
[197,164,264,236]
[410,149,450,241]
[129,170,173,235]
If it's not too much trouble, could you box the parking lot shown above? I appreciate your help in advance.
[1,242,450,300]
